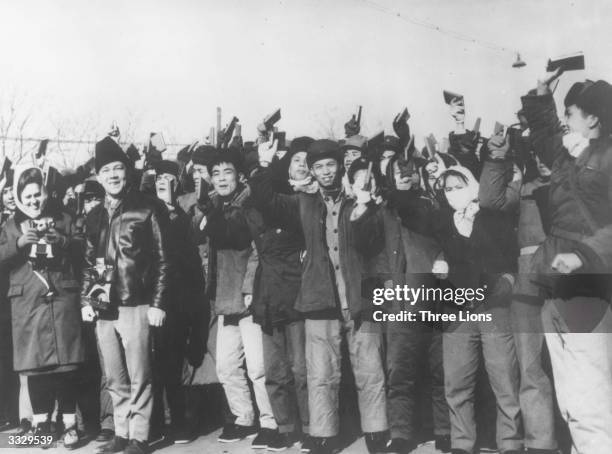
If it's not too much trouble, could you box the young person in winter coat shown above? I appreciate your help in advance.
[433,166,522,454]
[251,138,389,454]
[374,153,451,453]
[244,137,313,451]
[478,132,558,454]
[200,149,278,449]
[0,166,85,449]
[521,73,612,454]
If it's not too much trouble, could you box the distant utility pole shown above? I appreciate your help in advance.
[216,107,222,146]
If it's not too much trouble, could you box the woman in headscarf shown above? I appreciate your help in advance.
[0,166,84,449]
[432,165,522,454]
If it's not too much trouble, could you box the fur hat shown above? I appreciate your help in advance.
[95,137,130,173]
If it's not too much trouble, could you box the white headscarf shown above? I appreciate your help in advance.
[442,165,480,237]
[13,165,48,219]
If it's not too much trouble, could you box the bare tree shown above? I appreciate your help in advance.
[0,89,33,161]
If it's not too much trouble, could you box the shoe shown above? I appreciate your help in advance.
[365,431,390,454]
[0,419,19,431]
[267,431,299,451]
[526,450,560,454]
[383,438,417,454]
[252,428,277,449]
[15,419,32,436]
[301,435,314,453]
[96,429,115,442]
[95,435,129,454]
[310,437,338,454]
[147,431,164,445]
[217,423,258,442]
[63,428,80,450]
[435,434,451,453]
[172,427,196,444]
[124,439,149,454]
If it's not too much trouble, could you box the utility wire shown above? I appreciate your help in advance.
[356,0,518,55]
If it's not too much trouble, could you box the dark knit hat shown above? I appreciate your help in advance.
[153,160,179,178]
[191,145,218,167]
[83,180,105,199]
[306,139,342,168]
[576,80,612,132]
[95,137,130,173]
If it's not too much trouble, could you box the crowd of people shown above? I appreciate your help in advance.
[0,69,611,454]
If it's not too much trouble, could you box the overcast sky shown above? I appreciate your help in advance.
[1,0,611,163]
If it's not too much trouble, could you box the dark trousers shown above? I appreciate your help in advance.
[386,318,449,441]
[152,312,190,434]
[263,321,309,434]
[0,313,18,424]
[28,372,77,416]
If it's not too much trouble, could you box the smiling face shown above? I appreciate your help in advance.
[344,148,361,170]
[97,161,127,197]
[289,151,308,181]
[20,182,45,218]
[211,162,238,197]
[310,158,339,189]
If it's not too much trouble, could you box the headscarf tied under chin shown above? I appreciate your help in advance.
[441,165,480,238]
[13,165,48,220]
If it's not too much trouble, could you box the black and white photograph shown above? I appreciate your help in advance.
[1,1,612,453]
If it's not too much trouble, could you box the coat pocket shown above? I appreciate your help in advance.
[7,285,24,298]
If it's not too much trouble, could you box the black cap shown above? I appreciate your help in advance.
[576,80,612,132]
[95,137,130,173]
[564,81,593,108]
[83,180,105,199]
[306,139,341,168]
[153,160,180,178]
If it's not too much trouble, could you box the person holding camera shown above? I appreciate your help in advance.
[0,165,85,449]
[80,137,171,454]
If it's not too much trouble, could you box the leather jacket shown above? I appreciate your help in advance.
[81,187,171,310]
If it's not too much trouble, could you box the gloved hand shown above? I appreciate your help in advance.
[393,112,411,143]
[344,114,360,137]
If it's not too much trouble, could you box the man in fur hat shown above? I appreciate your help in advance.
[80,136,171,454]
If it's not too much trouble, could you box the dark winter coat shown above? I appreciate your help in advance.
[0,207,85,374]
[203,185,258,316]
[249,166,384,320]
